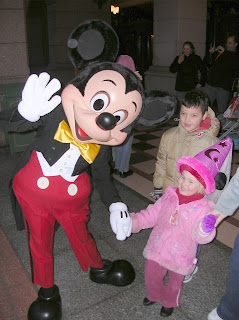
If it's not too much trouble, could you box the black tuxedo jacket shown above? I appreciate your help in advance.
[0,105,121,230]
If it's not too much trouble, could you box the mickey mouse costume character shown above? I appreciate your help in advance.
[0,20,176,320]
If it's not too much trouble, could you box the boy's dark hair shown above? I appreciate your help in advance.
[181,90,209,114]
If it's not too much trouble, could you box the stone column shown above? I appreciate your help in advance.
[0,0,30,146]
[0,0,30,85]
[145,0,207,93]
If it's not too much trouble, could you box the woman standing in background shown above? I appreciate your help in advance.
[170,41,207,115]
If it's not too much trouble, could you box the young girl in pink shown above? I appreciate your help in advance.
[130,138,232,317]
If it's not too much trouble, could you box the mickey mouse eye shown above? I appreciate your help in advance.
[90,92,109,113]
[113,110,127,125]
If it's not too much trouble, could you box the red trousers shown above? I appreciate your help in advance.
[145,259,184,308]
[13,151,103,288]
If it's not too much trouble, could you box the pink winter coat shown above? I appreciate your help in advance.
[131,186,216,276]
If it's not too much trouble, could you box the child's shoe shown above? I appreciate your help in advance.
[207,308,223,320]
[160,306,174,317]
[183,265,198,283]
[143,297,156,306]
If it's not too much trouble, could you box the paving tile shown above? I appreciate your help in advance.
[134,133,159,141]
[8,282,37,317]
[145,147,158,158]
[132,159,156,175]
[130,151,155,165]
[146,130,164,137]
[0,226,37,319]
[132,142,156,151]
[113,173,154,201]
[0,113,239,320]
[0,280,16,319]
[233,207,239,219]
[0,261,29,287]
[146,138,161,147]
[216,221,239,248]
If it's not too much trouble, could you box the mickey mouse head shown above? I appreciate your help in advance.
[62,19,176,146]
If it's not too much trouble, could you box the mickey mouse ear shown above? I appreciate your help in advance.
[67,19,119,70]
[214,172,227,190]
[137,90,177,126]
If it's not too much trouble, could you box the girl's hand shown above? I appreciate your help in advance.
[201,214,217,233]
[206,209,227,227]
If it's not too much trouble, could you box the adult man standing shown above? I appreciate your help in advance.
[204,34,239,114]
[207,167,239,320]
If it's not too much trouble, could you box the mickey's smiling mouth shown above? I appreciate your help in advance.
[75,123,92,141]
[78,125,88,137]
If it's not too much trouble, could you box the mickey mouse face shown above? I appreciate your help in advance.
[62,64,143,146]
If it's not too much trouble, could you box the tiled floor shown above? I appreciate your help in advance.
[0,228,37,320]
[113,117,239,249]
[0,115,238,319]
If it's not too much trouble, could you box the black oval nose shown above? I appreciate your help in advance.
[96,112,117,131]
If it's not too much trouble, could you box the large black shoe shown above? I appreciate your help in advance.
[143,297,156,306]
[90,259,135,287]
[160,306,174,317]
[28,285,62,320]
[119,169,134,178]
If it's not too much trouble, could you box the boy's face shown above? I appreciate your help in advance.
[178,170,202,196]
[180,105,208,132]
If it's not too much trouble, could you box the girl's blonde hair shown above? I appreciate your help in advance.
[197,182,205,195]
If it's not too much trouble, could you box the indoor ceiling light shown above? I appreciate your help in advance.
[111,5,119,14]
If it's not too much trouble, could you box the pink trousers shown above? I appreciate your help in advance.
[145,259,184,308]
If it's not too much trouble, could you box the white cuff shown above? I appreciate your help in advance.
[109,202,127,212]
[198,222,211,237]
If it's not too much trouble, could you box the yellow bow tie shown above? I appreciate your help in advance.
[54,120,101,164]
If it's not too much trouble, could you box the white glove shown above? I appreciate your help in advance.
[109,202,132,241]
[18,72,61,122]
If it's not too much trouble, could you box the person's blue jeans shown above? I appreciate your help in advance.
[217,232,239,320]
[114,131,134,173]
[204,84,230,114]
